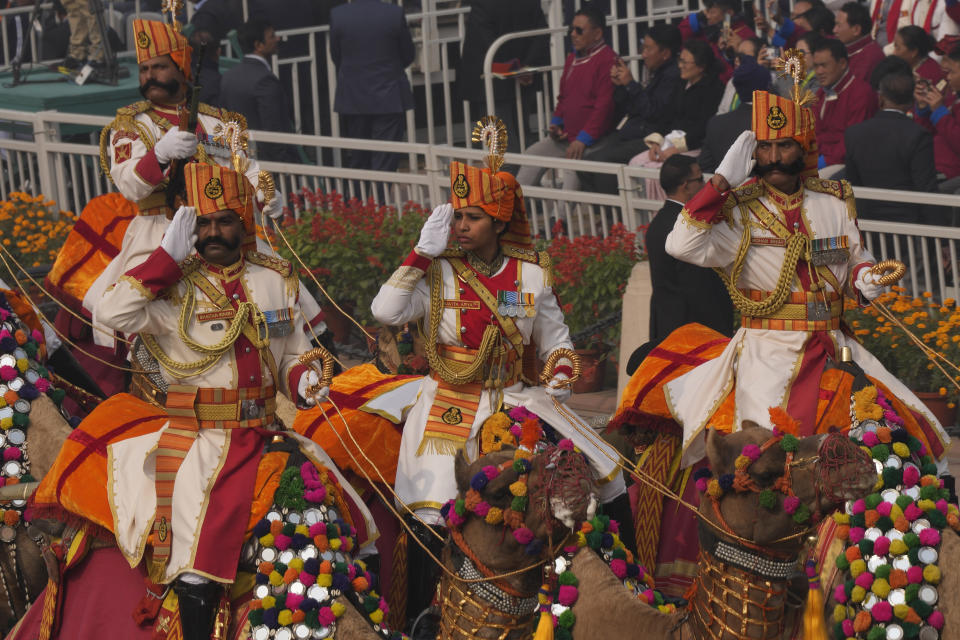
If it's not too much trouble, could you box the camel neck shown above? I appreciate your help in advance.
[686,549,800,640]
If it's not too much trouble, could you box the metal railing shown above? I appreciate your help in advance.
[2,106,959,300]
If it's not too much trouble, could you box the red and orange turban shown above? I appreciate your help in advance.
[133,18,192,80]
[752,90,819,179]
[184,163,256,248]
[448,161,532,250]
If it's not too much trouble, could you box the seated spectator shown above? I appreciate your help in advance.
[635,39,725,164]
[219,19,300,163]
[834,2,885,82]
[699,55,771,173]
[677,0,757,80]
[716,36,764,113]
[812,37,878,173]
[845,71,938,223]
[645,156,733,347]
[916,43,960,192]
[515,5,617,190]
[893,25,947,85]
[575,23,682,194]
[769,32,822,97]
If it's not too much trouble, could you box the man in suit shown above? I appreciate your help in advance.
[455,0,549,153]
[330,0,415,173]
[219,19,300,164]
[645,156,734,347]
[845,71,939,222]
[698,55,771,173]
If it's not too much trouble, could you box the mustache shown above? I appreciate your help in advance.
[752,156,807,177]
[138,77,182,99]
[195,235,241,253]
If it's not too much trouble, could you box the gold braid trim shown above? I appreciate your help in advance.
[423,262,504,386]
[714,208,808,317]
[141,274,268,377]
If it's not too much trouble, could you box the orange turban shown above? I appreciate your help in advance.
[184,163,256,247]
[752,90,819,178]
[133,19,192,80]
[449,161,532,250]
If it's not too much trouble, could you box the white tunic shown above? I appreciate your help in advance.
[664,178,950,468]
[371,252,624,520]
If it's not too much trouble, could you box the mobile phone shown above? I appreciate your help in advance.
[723,13,732,35]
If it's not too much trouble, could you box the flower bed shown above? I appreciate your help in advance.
[845,289,959,408]
[0,193,76,270]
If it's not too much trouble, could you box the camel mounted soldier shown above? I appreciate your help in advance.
[370,117,632,637]
[660,49,951,469]
[78,5,326,352]
[8,160,379,640]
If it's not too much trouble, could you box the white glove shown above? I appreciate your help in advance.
[153,127,198,164]
[298,370,329,406]
[41,320,62,353]
[415,203,454,258]
[160,206,197,263]
[545,373,572,404]
[262,194,284,220]
[715,130,757,189]
[855,268,887,301]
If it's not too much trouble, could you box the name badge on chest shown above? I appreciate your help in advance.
[497,291,534,318]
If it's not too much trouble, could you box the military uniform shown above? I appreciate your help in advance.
[663,87,951,468]
[95,163,376,585]
[83,18,325,348]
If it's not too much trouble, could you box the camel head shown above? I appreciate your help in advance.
[448,441,597,569]
[702,420,875,552]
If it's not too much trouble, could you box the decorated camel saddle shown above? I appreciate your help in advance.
[608,323,952,597]
[8,390,406,640]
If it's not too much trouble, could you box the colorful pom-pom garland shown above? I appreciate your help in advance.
[248,460,406,640]
[443,409,560,554]
[831,385,959,640]
[534,514,675,640]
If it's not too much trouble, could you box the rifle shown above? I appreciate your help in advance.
[165,41,207,210]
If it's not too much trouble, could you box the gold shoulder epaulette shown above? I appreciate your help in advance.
[804,177,850,199]
[730,180,763,204]
[180,255,202,275]
[247,251,293,276]
[805,177,856,219]
[117,100,153,118]
[501,245,540,264]
[197,103,224,119]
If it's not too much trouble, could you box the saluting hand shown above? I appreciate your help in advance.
[415,203,454,258]
[160,205,197,263]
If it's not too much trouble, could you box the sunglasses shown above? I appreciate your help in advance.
[568,25,585,35]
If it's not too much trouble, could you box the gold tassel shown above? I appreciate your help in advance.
[533,609,554,640]
[803,560,828,640]
[36,577,58,640]
[387,529,408,632]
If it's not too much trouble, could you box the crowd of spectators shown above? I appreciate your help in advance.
[510,0,960,224]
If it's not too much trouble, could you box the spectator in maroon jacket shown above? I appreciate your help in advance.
[812,37,878,174]
[894,26,948,85]
[916,44,960,191]
[835,2,885,82]
[516,4,617,190]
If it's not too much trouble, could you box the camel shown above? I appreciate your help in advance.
[440,425,879,640]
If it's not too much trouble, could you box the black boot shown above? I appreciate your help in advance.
[404,516,445,640]
[603,492,638,560]
[173,579,222,640]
